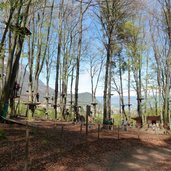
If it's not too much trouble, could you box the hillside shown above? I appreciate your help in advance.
[96,96,137,109]
[18,67,54,102]
[18,67,95,105]
[66,92,98,107]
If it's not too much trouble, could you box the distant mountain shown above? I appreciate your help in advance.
[19,67,54,102]
[96,96,137,109]
[18,67,96,105]
[77,92,94,105]
[19,68,139,109]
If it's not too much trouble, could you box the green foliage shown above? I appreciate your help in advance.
[47,109,56,120]
[118,21,140,41]
[94,113,103,123]
[65,114,74,122]
[34,107,63,120]
[0,2,10,10]
[120,60,128,72]
[121,21,146,52]
[123,21,139,37]
[144,107,160,116]
[112,54,128,75]
[20,52,28,59]
[35,108,46,118]
[18,103,27,116]
[79,106,85,115]
[112,114,122,126]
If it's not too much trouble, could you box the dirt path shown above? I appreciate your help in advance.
[0,120,171,171]
[48,137,171,171]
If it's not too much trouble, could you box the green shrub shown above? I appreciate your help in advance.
[17,103,27,116]
[35,108,46,118]
[94,113,103,123]
[112,114,122,126]
[47,109,55,120]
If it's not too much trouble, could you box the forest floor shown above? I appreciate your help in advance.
[0,118,171,171]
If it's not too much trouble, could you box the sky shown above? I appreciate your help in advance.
[21,0,149,98]
[40,67,137,97]
[41,68,105,96]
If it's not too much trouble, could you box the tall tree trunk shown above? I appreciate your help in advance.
[8,30,16,117]
[28,12,36,120]
[151,26,164,125]
[44,0,54,114]
[93,57,104,117]
[107,48,112,119]
[74,0,83,115]
[163,49,171,125]
[45,47,51,115]
[119,54,127,120]
[132,48,142,121]
[128,55,131,120]
[0,44,5,96]
[0,0,31,116]
[28,11,35,106]
[139,56,143,124]
[0,4,16,57]
[54,0,64,119]
[70,66,74,116]
[103,38,110,121]
[144,56,148,114]
[0,5,15,100]
[16,64,28,115]
[61,50,69,119]
[34,0,47,101]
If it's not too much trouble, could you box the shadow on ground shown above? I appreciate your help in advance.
[0,122,171,171]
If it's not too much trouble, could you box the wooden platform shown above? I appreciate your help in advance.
[91,102,98,106]
[14,96,20,98]
[0,116,27,126]
[23,102,41,110]
[23,102,41,105]
[43,96,50,99]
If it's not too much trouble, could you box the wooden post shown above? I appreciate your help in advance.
[80,123,82,134]
[61,125,64,138]
[60,125,64,153]
[117,125,119,140]
[54,119,57,129]
[137,126,140,139]
[86,105,91,135]
[10,140,13,160]
[98,124,100,139]
[79,123,83,143]
[24,121,29,171]
[113,118,114,131]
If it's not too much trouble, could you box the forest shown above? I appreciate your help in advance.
[0,0,171,128]
[1,0,171,171]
